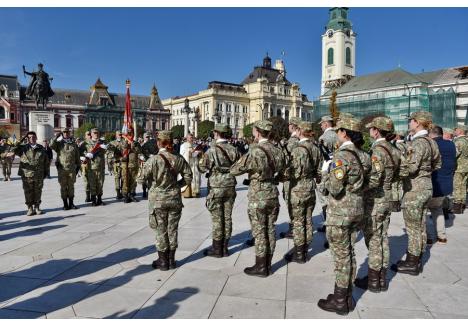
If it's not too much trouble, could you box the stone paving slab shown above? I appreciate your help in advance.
[1,166,468,318]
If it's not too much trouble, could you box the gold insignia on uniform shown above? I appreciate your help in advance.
[334,167,344,180]
[372,155,382,172]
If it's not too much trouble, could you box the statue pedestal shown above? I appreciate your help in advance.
[29,111,54,141]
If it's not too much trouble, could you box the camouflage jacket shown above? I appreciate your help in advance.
[401,132,442,190]
[142,148,192,207]
[0,144,13,163]
[50,136,80,171]
[230,139,286,202]
[108,138,142,169]
[319,128,338,154]
[454,135,468,173]
[198,140,240,189]
[289,138,322,192]
[11,143,50,178]
[107,139,124,164]
[141,139,158,160]
[323,141,366,223]
[79,139,106,171]
[366,139,401,199]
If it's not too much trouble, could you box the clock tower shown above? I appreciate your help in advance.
[321,7,356,95]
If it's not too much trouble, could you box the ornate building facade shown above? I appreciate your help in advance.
[163,54,313,138]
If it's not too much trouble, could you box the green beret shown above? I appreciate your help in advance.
[288,117,302,126]
[443,128,454,134]
[320,115,334,123]
[213,123,229,133]
[91,128,100,133]
[409,111,432,123]
[253,120,273,132]
[335,117,362,132]
[338,112,355,120]
[157,130,173,140]
[298,121,314,132]
[455,125,468,132]
[365,116,394,132]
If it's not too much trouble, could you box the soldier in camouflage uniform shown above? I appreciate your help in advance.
[79,128,107,206]
[109,131,124,200]
[81,131,92,202]
[230,120,286,277]
[7,131,50,216]
[452,125,468,214]
[142,130,192,270]
[316,115,338,240]
[318,117,369,315]
[284,121,322,264]
[0,137,13,181]
[140,132,158,198]
[355,117,401,292]
[279,117,301,239]
[389,133,407,212]
[198,124,240,258]
[50,127,81,210]
[109,128,142,203]
[392,111,442,276]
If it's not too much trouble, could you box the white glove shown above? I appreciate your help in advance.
[321,160,332,173]
[80,156,86,162]
[99,144,107,150]
[85,153,94,159]
[57,136,63,142]
[139,155,146,161]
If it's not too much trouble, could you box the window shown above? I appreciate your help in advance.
[153,121,157,131]
[99,97,108,106]
[54,114,61,128]
[227,117,231,126]
[235,104,239,113]
[162,121,166,130]
[346,47,351,65]
[277,109,282,117]
[78,115,84,127]
[285,110,289,122]
[327,48,334,65]
[10,112,15,121]
[227,104,231,113]
[0,106,5,119]
[66,115,73,128]
[0,88,5,97]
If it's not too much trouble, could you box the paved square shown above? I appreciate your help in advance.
[1,166,468,318]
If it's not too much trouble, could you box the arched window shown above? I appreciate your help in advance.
[54,114,61,128]
[277,109,282,117]
[327,48,334,65]
[346,47,351,65]
[0,106,5,120]
[66,115,73,128]
[285,110,289,122]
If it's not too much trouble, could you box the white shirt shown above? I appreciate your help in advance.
[412,129,428,139]
[324,127,333,133]
[299,137,310,143]
[216,138,227,143]
[258,138,268,144]
[339,140,353,149]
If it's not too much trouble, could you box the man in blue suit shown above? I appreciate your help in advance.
[427,126,456,244]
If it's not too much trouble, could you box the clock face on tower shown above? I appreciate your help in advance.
[327,30,334,38]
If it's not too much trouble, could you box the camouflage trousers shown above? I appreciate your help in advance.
[149,201,183,252]
[206,187,236,241]
[113,163,122,191]
[362,197,391,270]
[402,189,432,257]
[290,190,315,247]
[2,160,12,178]
[391,180,403,202]
[282,181,293,221]
[88,169,105,196]
[453,172,468,204]
[57,169,76,198]
[327,223,359,289]
[22,176,44,206]
[81,165,90,192]
[426,196,446,240]
[121,163,138,195]
[316,181,329,208]
[248,199,280,258]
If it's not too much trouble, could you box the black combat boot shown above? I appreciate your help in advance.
[142,185,147,199]
[62,197,70,210]
[453,203,464,214]
[354,268,380,292]
[35,204,43,215]
[85,191,91,203]
[317,284,352,315]
[223,239,230,257]
[91,195,97,206]
[124,194,132,203]
[443,208,450,220]
[152,251,169,271]
[116,189,123,200]
[379,268,388,291]
[168,250,176,269]
[245,238,255,247]
[203,240,223,258]
[129,194,139,202]
[244,256,268,277]
[318,207,327,232]
[394,252,420,276]
[266,254,273,275]
[96,195,105,206]
[279,223,293,239]
[27,205,35,216]
[68,197,78,209]
[284,245,306,264]
[324,240,330,249]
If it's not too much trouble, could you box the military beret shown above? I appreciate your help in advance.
[320,115,334,123]
[288,117,302,126]
[338,112,355,120]
[335,117,362,132]
[454,125,468,132]
[157,130,173,140]
[62,127,70,132]
[213,123,229,133]
[91,128,100,133]
[443,128,454,134]
[253,120,273,132]
[298,121,314,132]
[409,111,432,123]
[365,116,394,132]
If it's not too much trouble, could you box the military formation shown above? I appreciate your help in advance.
[2,111,468,316]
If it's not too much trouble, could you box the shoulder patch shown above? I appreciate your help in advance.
[334,167,345,180]
[331,159,343,169]
[372,155,382,172]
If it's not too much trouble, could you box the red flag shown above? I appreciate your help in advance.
[122,79,133,141]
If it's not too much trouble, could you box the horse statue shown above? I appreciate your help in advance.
[23,63,55,110]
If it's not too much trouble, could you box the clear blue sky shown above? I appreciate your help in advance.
[1,8,467,100]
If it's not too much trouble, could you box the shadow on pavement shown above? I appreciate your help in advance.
[0,225,66,242]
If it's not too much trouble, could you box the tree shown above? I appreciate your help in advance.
[267,116,289,142]
[171,125,185,139]
[329,90,339,124]
[74,122,95,139]
[243,123,253,139]
[197,120,214,139]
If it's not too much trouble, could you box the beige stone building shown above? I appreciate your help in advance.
[163,54,313,138]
